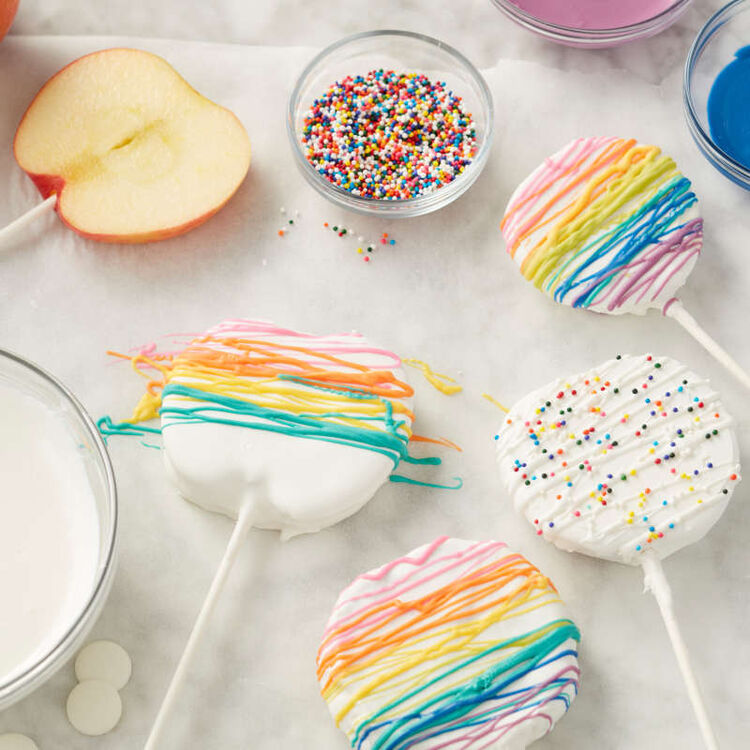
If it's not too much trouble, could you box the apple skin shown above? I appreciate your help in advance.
[0,0,19,42]
[13,48,251,244]
[23,168,240,244]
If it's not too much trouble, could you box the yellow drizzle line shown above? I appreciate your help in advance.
[482,393,509,413]
[403,358,462,395]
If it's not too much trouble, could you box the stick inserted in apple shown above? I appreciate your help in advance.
[6,48,251,244]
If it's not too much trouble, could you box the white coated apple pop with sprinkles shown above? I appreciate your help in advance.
[495,353,740,750]
[318,537,581,750]
[12,48,250,243]
[495,353,740,564]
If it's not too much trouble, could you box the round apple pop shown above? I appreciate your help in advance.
[5,48,250,244]
[318,536,581,750]
[103,319,456,747]
[501,136,750,390]
[495,353,740,749]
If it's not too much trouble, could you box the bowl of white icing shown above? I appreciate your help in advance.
[0,349,117,710]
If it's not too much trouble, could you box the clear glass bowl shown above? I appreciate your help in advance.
[0,349,118,710]
[287,30,494,218]
[490,0,693,48]
[684,0,750,190]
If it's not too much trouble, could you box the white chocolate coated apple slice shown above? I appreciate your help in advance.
[14,48,251,243]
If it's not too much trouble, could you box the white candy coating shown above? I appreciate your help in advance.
[66,680,122,736]
[502,137,703,317]
[160,321,413,538]
[0,735,39,750]
[318,537,581,750]
[75,640,132,691]
[495,354,740,565]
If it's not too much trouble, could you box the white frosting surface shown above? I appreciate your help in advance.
[495,354,741,565]
[160,321,413,538]
[318,537,580,750]
[501,137,702,317]
[0,382,100,687]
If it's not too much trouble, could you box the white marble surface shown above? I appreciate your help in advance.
[0,1,749,748]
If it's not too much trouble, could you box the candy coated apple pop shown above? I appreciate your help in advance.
[502,136,701,315]
[495,353,740,564]
[502,136,750,389]
[318,537,580,750]
[495,353,739,750]
[11,48,250,243]
[157,319,419,536]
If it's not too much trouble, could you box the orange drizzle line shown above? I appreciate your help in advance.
[507,138,634,261]
[410,434,463,452]
[317,555,552,692]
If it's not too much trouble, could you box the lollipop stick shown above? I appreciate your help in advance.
[665,300,750,391]
[641,554,719,750]
[144,499,256,750]
[0,195,56,247]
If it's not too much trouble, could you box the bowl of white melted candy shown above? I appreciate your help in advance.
[0,349,117,709]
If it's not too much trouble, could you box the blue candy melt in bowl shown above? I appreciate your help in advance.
[684,0,750,190]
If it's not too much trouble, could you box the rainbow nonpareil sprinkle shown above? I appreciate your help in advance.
[302,70,477,200]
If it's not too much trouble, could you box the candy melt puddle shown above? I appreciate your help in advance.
[0,382,100,686]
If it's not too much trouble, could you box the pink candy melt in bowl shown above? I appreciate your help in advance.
[490,0,694,48]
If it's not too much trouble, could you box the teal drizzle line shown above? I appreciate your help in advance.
[98,369,463,487]
[389,475,463,490]
[97,415,163,441]
[160,383,419,468]
[353,619,580,750]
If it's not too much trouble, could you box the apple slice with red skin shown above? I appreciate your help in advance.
[0,0,19,42]
[14,48,251,243]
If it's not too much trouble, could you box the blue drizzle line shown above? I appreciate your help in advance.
[354,620,580,750]
[548,177,697,309]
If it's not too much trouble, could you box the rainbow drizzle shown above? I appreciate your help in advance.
[318,537,580,749]
[501,136,703,314]
[99,320,458,487]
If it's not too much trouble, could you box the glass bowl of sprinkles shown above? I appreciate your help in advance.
[287,30,494,217]
[490,0,693,48]
[684,0,750,190]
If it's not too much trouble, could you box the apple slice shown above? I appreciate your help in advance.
[13,48,251,243]
[0,0,19,42]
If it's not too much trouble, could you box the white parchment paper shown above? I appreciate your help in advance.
[0,35,748,749]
